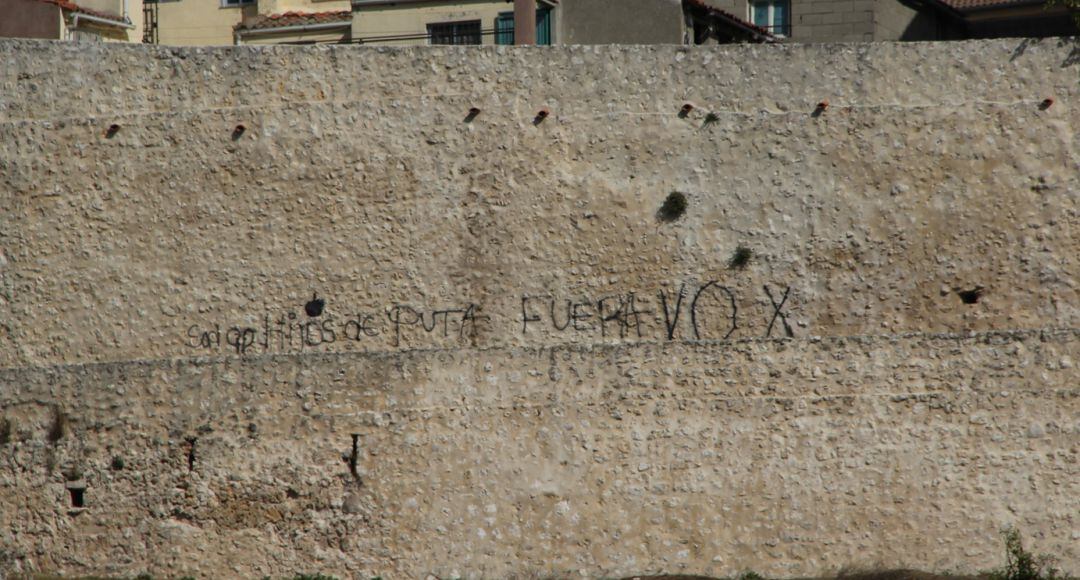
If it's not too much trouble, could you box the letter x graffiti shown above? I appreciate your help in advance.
[764,285,794,338]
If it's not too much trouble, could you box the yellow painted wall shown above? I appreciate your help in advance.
[352,0,525,45]
[242,26,350,44]
[155,0,351,46]
[78,0,128,16]
[258,0,351,15]
[156,0,256,46]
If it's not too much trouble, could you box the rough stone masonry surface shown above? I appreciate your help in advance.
[0,38,1077,579]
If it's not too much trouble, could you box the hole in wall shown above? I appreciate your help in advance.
[657,192,688,223]
[958,287,984,304]
[66,477,86,510]
[105,124,120,138]
[305,292,325,317]
[68,487,85,508]
[286,487,300,499]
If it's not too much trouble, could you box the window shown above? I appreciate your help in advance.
[428,20,482,45]
[221,0,254,7]
[495,12,513,45]
[494,7,553,45]
[749,0,790,36]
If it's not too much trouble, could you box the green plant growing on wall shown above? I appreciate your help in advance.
[989,527,1072,580]
[729,245,754,269]
[0,417,11,445]
[658,192,689,222]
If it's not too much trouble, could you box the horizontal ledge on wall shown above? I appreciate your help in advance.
[1,326,1077,378]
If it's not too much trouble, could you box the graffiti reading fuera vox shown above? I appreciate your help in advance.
[184,281,795,355]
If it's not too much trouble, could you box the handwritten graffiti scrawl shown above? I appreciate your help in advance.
[185,281,796,355]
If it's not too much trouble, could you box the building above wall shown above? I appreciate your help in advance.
[687,0,1078,42]
[0,0,141,42]
[350,0,558,46]
[683,0,776,43]
[235,9,353,44]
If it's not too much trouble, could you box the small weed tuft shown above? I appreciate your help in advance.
[658,192,689,222]
[729,245,754,269]
[0,417,11,445]
[293,575,339,580]
[111,456,125,471]
[703,111,721,126]
[740,572,767,580]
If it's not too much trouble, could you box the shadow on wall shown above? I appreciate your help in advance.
[1067,37,1080,66]
[1010,36,1080,67]
[896,0,964,40]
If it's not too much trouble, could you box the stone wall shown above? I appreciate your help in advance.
[0,38,1078,578]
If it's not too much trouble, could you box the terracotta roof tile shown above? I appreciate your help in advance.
[684,0,776,41]
[37,0,126,23]
[236,10,352,32]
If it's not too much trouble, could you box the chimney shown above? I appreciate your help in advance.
[514,0,537,45]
